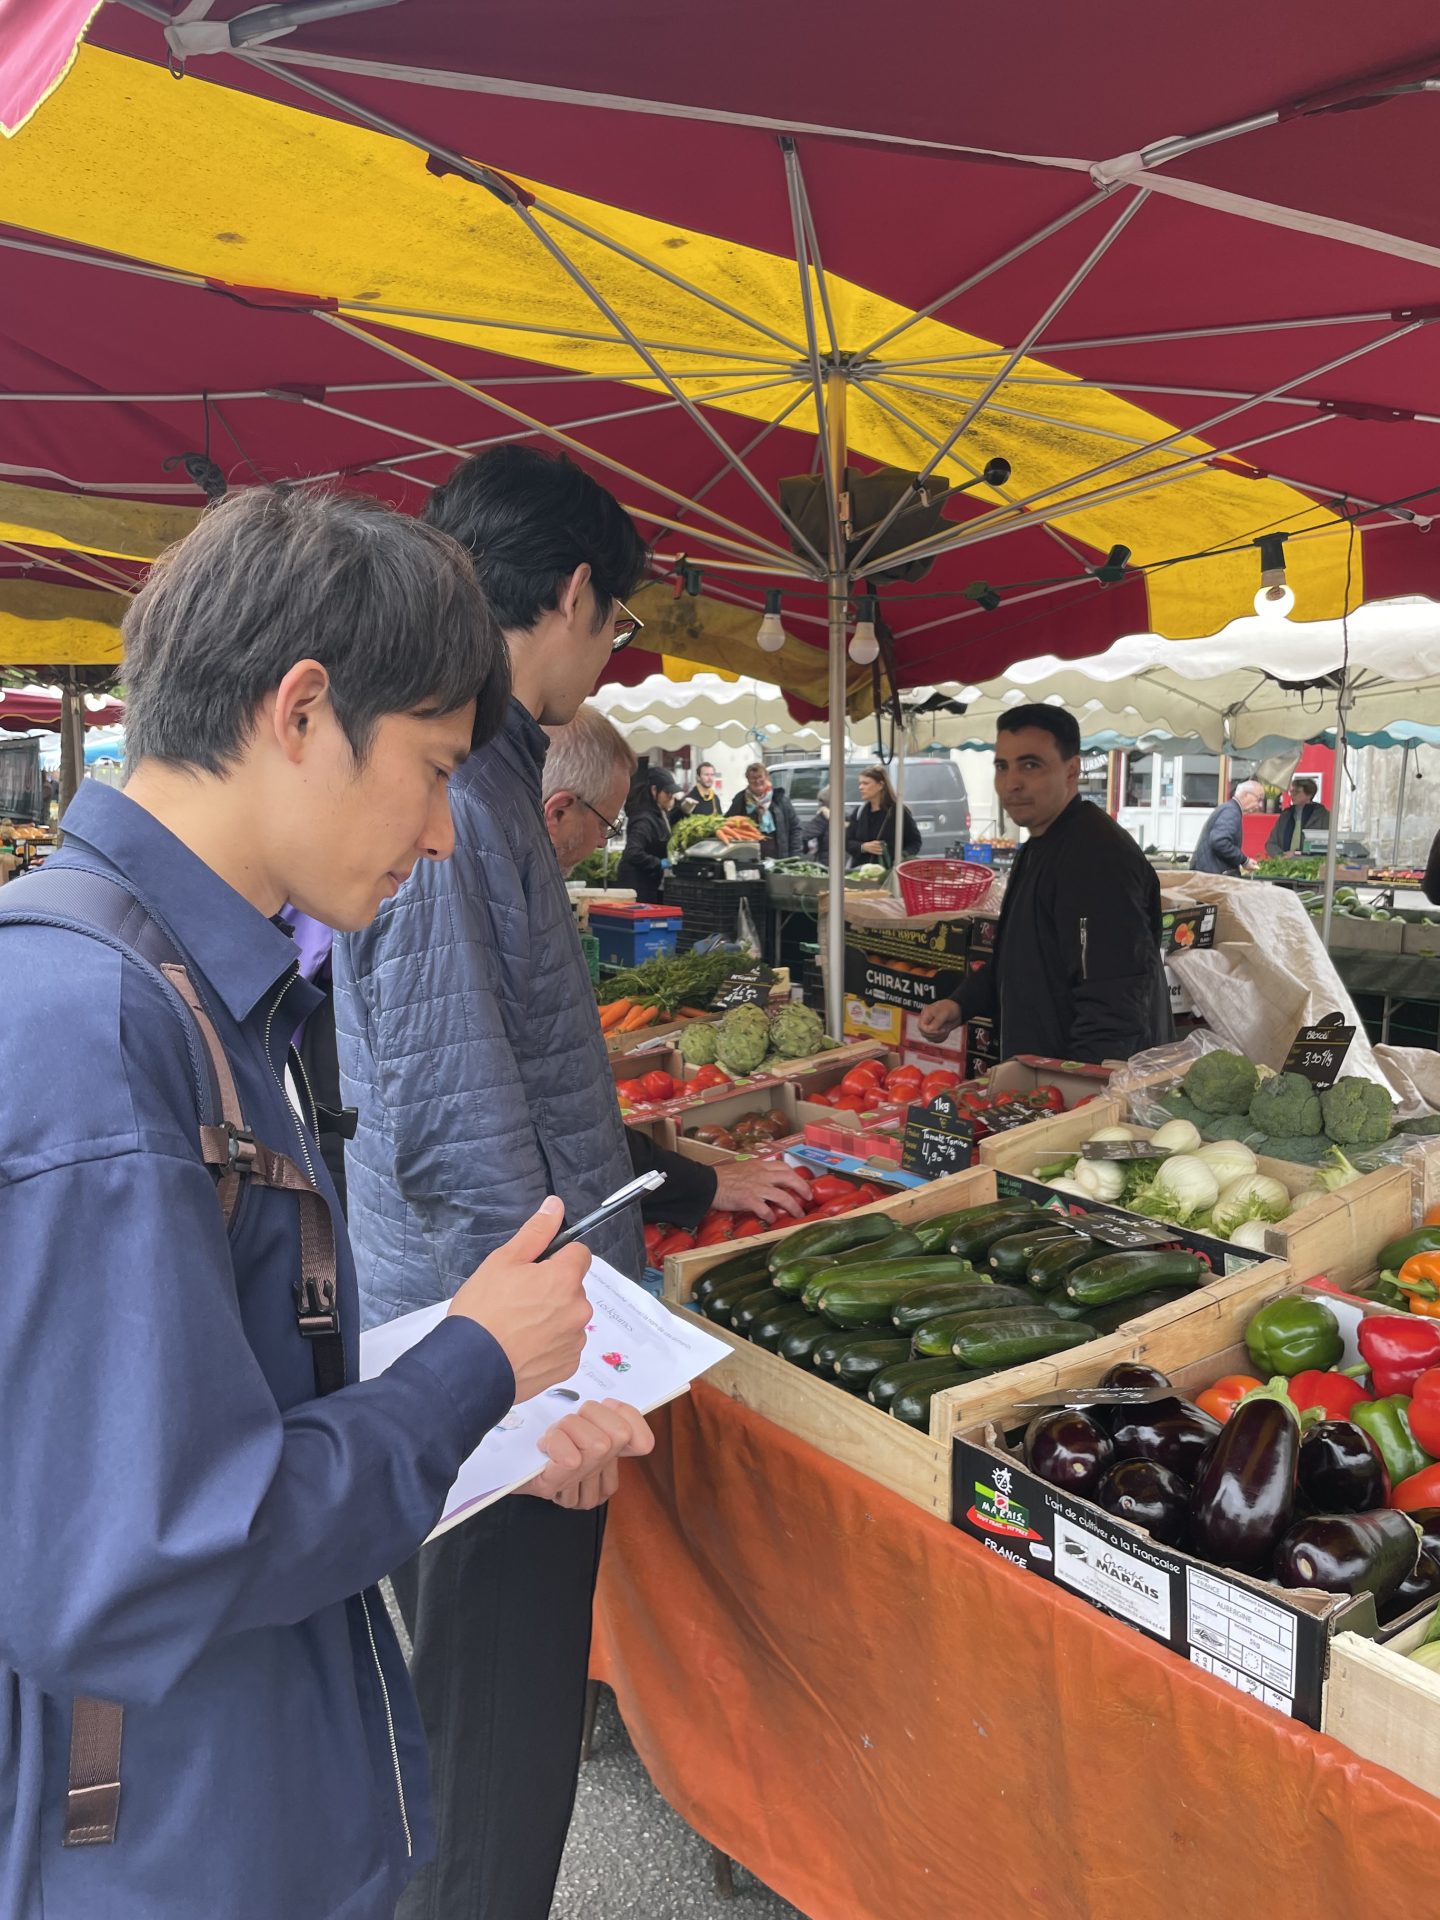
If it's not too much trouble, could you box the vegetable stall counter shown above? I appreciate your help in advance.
[591,1385,1440,1920]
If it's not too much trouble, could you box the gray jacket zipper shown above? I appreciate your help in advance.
[263,970,414,1858]
[1079,916,1089,981]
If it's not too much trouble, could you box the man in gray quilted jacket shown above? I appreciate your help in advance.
[334,446,651,1920]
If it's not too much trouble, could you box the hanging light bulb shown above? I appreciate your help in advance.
[847,594,880,665]
[1253,533,1293,619]
[755,588,787,653]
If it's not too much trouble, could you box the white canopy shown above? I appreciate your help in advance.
[592,673,832,753]
[909,600,1440,753]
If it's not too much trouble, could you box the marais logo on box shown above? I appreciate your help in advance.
[1053,1513,1172,1638]
[967,1463,1042,1541]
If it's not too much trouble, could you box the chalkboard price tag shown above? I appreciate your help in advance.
[1072,1208,1176,1250]
[711,966,774,1011]
[900,1090,977,1179]
[1281,1011,1356,1092]
[1081,1140,1168,1163]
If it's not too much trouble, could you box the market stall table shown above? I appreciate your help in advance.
[592,1384,1440,1920]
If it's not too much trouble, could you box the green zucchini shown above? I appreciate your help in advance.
[772,1230,923,1296]
[699,1273,778,1325]
[779,1317,836,1367]
[987,1224,1085,1278]
[894,1278,1031,1332]
[1078,1285,1195,1336]
[911,1303,1033,1358]
[892,1369,985,1430]
[728,1286,791,1334]
[812,1327,895,1374]
[832,1337,912,1392]
[690,1250,772,1302]
[1064,1249,1206,1307]
[816,1258,979,1326]
[749,1303,820,1352]
[1026,1234,1098,1292]
[766,1213,896,1275]
[868,1357,989,1413]
[947,1207,1042,1262]
[911,1202,1025,1252]
[951,1313,1101,1368]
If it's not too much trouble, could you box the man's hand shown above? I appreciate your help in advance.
[916,996,963,1041]
[861,839,884,855]
[448,1197,592,1404]
[523,1399,655,1509]
[712,1160,811,1223]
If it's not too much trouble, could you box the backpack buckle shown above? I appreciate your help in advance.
[224,1125,259,1171]
[293,1273,339,1338]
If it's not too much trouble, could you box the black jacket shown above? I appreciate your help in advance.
[626,1127,718,1229]
[1265,802,1330,856]
[957,797,1173,1064]
[684,788,723,817]
[726,787,801,857]
[846,800,921,866]
[615,805,670,903]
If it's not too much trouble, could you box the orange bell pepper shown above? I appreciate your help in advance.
[1397,1252,1440,1317]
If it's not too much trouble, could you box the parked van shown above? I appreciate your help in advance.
[772,754,970,856]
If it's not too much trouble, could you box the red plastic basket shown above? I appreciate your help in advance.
[895,858,995,914]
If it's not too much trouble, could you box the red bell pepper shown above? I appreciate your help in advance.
[1407,1367,1440,1459]
[1357,1314,1440,1397]
[1390,1462,1440,1513]
[1026,1085,1066,1113]
[1287,1369,1374,1421]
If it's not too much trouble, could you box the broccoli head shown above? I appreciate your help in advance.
[1320,1075,1394,1147]
[1248,1071,1323,1139]
[1255,1133,1334,1167]
[1157,1088,1207,1127]
[1183,1051,1260,1115]
[1200,1113,1263,1144]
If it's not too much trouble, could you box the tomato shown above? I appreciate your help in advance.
[807,1197,858,1219]
[639,1070,676,1103]
[653,1228,696,1258]
[695,1218,734,1247]
[642,1223,667,1260]
[833,1093,873,1115]
[920,1070,960,1102]
[689,1065,733,1092]
[849,1182,884,1204]
[851,1058,887,1084]
[811,1174,856,1204]
[806,1089,835,1108]
[1025,1085,1066,1113]
[729,1214,768,1239]
[840,1067,881,1098]
[884,1066,925,1098]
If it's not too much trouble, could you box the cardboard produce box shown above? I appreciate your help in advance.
[662,1168,1282,1521]
[950,1278,1380,1727]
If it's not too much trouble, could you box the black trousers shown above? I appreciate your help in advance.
[391,1496,605,1920]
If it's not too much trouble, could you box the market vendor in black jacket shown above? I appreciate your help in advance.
[917,705,1173,1064]
[727,760,801,856]
[614,764,677,901]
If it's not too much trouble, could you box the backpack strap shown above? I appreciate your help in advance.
[0,865,344,1848]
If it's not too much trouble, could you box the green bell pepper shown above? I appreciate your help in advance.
[1351,1395,1433,1487]
[1244,1298,1344,1378]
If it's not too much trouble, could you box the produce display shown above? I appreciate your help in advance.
[1368,1212,1440,1314]
[1149,1048,1407,1172]
[804,1055,962,1115]
[1018,1295,1440,1623]
[642,1169,894,1264]
[665,815,764,856]
[597,948,764,1028]
[689,1195,1213,1430]
[679,1001,830,1075]
[1253,854,1323,880]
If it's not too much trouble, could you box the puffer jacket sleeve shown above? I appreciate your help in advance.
[339,821,552,1292]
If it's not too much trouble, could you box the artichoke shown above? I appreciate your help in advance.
[678,1022,720,1067]
[715,1004,772,1075]
[767,1002,825,1060]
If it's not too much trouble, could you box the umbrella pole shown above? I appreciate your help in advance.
[824,373,849,1037]
[892,725,908,875]
[1319,679,1350,950]
[58,675,81,822]
[1392,742,1412,868]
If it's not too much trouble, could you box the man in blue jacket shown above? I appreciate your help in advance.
[1191,778,1264,875]
[0,487,650,1918]
[335,447,653,1920]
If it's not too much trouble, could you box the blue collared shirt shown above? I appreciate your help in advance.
[0,782,514,1920]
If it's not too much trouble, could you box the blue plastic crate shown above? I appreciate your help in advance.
[588,904,683,968]
[963,843,995,865]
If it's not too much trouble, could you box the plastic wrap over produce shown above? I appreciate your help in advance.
[1154,871,1391,1091]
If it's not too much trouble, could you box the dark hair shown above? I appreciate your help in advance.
[625,767,670,821]
[696,761,715,778]
[1292,776,1318,798]
[860,764,898,812]
[424,445,648,632]
[996,703,1081,759]
[123,486,509,775]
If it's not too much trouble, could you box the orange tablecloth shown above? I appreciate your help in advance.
[593,1383,1440,1920]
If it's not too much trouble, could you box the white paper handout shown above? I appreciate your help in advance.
[360,1257,729,1538]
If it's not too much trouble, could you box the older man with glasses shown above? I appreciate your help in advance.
[334,447,655,1920]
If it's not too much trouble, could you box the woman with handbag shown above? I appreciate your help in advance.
[845,765,921,869]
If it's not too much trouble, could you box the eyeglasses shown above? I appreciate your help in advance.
[582,798,626,838]
[610,599,643,654]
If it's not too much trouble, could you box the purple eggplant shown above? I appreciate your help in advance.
[1273,1510,1421,1605]
[1109,1399,1221,1478]
[1406,1507,1440,1567]
[1297,1420,1389,1515]
[1188,1377,1300,1574]
[1380,1549,1440,1624]
[1094,1458,1190,1547]
[1098,1362,1172,1393]
[1024,1408,1113,1499]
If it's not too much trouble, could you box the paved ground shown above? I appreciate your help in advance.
[383,1583,804,1917]
[553,1686,804,1919]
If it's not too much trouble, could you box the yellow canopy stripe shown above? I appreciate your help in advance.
[0,580,125,666]
[0,480,199,563]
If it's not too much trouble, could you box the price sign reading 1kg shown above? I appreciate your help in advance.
[900,1090,977,1180]
[710,966,774,1011]
[1280,1011,1357,1092]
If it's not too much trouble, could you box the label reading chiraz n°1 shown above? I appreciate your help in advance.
[1185,1567,1297,1713]
[1052,1514,1172,1639]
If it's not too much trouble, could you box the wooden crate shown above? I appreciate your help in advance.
[663,1168,1288,1518]
[981,1101,1413,1290]
[1325,1623,1440,1800]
